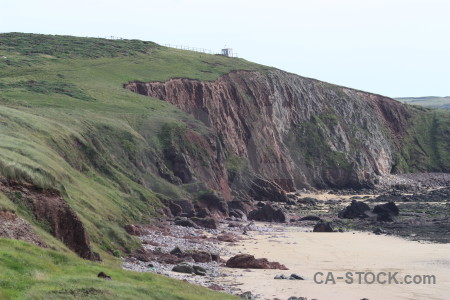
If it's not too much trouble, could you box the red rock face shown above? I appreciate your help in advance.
[0,180,99,260]
[125,70,412,190]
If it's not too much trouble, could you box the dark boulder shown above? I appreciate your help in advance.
[313,221,334,232]
[195,208,211,218]
[170,246,184,256]
[229,209,247,220]
[192,251,212,263]
[172,263,195,274]
[132,247,153,262]
[226,254,288,270]
[189,217,218,229]
[373,202,399,222]
[97,272,112,280]
[228,200,251,214]
[176,200,196,217]
[172,263,207,276]
[193,265,207,276]
[156,253,184,264]
[373,202,399,215]
[174,217,198,228]
[211,253,220,262]
[338,200,371,219]
[247,204,286,223]
[289,273,305,280]
[165,200,183,217]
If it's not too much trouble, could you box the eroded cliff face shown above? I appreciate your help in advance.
[125,70,413,191]
[0,180,99,260]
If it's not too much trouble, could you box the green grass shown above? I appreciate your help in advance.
[393,108,450,172]
[395,96,450,110]
[0,238,238,300]
[0,32,268,255]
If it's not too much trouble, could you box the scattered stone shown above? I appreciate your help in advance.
[274,274,288,279]
[287,297,307,300]
[226,254,288,270]
[313,221,334,232]
[338,200,371,219]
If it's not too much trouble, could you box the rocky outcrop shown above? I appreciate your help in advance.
[338,200,371,219]
[313,221,334,232]
[125,70,416,190]
[226,254,288,270]
[247,203,286,223]
[0,180,99,260]
[373,202,399,222]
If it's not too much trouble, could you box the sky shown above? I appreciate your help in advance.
[1,0,449,97]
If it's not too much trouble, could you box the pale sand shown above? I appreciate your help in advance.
[218,225,450,300]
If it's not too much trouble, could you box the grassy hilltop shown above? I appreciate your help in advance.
[395,96,450,110]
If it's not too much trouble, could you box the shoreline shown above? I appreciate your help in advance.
[122,173,450,299]
[123,220,450,300]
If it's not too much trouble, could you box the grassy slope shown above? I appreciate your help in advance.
[0,238,237,300]
[394,107,450,173]
[0,33,264,299]
[395,96,450,109]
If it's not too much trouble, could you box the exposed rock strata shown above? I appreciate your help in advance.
[125,70,415,191]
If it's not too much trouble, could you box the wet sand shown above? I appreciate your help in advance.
[218,224,450,300]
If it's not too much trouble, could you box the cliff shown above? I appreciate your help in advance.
[125,69,425,191]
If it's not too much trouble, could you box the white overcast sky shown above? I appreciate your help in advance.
[1,0,449,97]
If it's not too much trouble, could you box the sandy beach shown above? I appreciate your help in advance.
[218,224,450,300]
